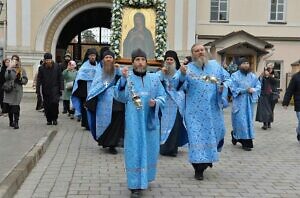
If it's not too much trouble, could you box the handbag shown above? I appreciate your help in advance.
[2,80,14,93]
[271,92,280,101]
[65,81,74,90]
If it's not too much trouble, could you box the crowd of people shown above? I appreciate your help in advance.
[0,44,300,198]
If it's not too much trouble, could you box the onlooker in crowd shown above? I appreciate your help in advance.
[2,55,28,129]
[256,63,280,129]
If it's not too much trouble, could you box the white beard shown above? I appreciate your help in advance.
[164,63,176,76]
[193,56,208,68]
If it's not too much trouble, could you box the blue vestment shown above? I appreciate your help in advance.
[157,71,188,146]
[86,68,121,141]
[114,71,166,189]
[177,60,230,163]
[71,61,99,117]
[229,70,261,140]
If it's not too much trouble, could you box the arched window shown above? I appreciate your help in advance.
[66,27,111,61]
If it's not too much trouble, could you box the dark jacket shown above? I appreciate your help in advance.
[36,63,64,103]
[282,71,300,111]
[0,65,7,87]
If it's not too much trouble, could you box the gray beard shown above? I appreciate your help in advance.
[102,64,114,79]
[134,67,147,73]
[164,63,176,76]
[102,72,114,82]
[193,56,208,68]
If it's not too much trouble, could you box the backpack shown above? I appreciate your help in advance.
[2,80,14,93]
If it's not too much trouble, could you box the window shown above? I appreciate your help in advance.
[66,27,111,61]
[80,27,111,44]
[269,0,286,22]
[210,0,228,22]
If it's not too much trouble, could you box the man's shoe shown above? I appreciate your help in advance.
[53,120,58,125]
[47,121,52,125]
[62,110,67,114]
[14,122,19,129]
[267,123,271,128]
[108,147,118,155]
[9,122,15,127]
[261,125,268,130]
[242,146,252,151]
[231,131,237,145]
[297,134,300,142]
[194,170,204,180]
[160,152,177,157]
[130,189,141,198]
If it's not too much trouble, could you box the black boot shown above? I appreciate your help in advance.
[262,123,268,130]
[231,131,237,145]
[13,112,19,129]
[108,147,118,155]
[192,163,204,180]
[14,121,19,129]
[130,189,141,198]
[9,113,14,127]
[267,122,271,128]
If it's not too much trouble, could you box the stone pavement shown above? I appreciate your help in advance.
[0,94,51,183]
[14,104,300,198]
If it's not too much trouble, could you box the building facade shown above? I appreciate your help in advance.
[0,0,299,93]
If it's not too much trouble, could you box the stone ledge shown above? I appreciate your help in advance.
[0,130,57,198]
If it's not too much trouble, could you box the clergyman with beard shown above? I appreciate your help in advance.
[72,48,99,130]
[114,48,166,197]
[177,44,230,180]
[228,57,261,151]
[158,50,188,157]
[85,50,125,155]
[36,53,64,125]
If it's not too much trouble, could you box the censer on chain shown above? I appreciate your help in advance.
[128,77,142,109]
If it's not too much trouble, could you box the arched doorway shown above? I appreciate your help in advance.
[35,0,112,58]
[56,7,112,63]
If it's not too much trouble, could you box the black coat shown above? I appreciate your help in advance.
[282,72,300,111]
[256,76,279,122]
[0,65,7,87]
[36,63,64,103]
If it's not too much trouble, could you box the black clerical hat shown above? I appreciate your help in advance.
[44,52,52,60]
[103,50,115,59]
[164,50,181,70]
[238,57,249,66]
[131,48,147,62]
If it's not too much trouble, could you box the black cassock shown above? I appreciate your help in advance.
[98,99,124,147]
[256,77,278,123]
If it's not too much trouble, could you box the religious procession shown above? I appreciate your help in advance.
[0,0,300,198]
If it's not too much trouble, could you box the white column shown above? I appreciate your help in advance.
[187,0,197,50]
[22,0,31,47]
[174,0,183,50]
[7,0,17,46]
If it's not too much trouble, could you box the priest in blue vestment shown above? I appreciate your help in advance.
[158,50,188,157]
[86,50,124,154]
[72,48,99,130]
[229,57,261,151]
[114,49,166,198]
[177,44,230,180]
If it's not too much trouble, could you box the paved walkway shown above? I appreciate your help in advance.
[14,103,300,198]
[0,94,50,183]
